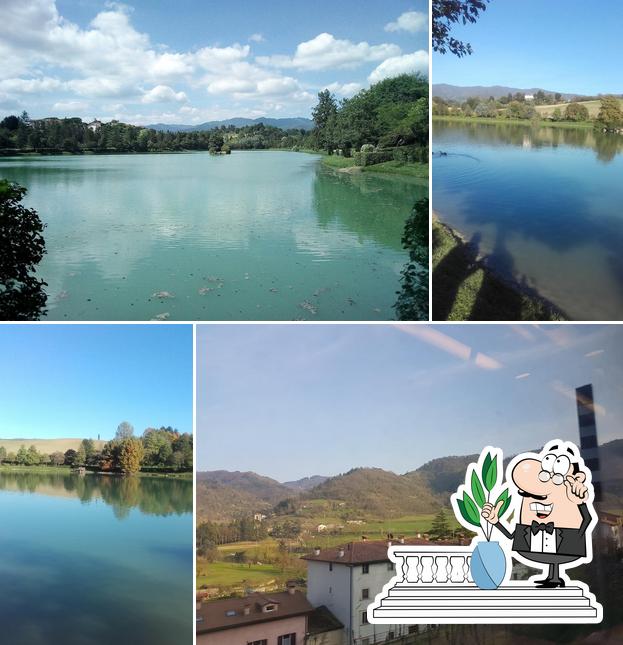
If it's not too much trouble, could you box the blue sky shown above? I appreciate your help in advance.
[0,0,428,124]
[197,324,623,481]
[0,324,193,440]
[433,0,623,94]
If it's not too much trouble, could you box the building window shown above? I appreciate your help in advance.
[263,604,276,613]
[362,564,369,574]
[387,562,394,571]
[408,626,418,634]
[361,611,369,625]
[278,634,296,645]
[248,641,267,645]
[361,588,369,600]
[329,562,333,572]
[388,631,395,639]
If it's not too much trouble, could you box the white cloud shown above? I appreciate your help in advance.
[0,77,63,93]
[249,33,265,43]
[52,100,89,112]
[368,51,429,83]
[385,11,427,34]
[323,81,362,98]
[257,33,401,71]
[141,85,188,104]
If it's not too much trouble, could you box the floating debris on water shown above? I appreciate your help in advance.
[299,300,317,315]
[198,287,214,295]
[152,291,175,299]
[346,297,356,306]
[153,312,170,321]
[56,290,69,300]
[269,288,278,293]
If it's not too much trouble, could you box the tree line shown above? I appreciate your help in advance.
[0,74,428,161]
[0,422,192,474]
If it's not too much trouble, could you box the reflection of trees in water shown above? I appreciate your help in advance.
[434,121,623,162]
[312,167,426,250]
[0,472,192,516]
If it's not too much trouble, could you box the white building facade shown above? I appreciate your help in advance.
[304,541,423,645]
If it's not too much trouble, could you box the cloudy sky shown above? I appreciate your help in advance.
[0,0,428,125]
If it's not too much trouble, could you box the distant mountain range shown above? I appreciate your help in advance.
[197,439,623,522]
[432,84,581,102]
[147,117,314,132]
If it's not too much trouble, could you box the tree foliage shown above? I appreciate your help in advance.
[432,0,490,57]
[596,96,623,130]
[395,199,429,321]
[0,180,47,320]
[118,437,144,474]
[115,421,134,440]
[564,102,589,122]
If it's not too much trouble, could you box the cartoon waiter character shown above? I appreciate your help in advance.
[482,440,596,588]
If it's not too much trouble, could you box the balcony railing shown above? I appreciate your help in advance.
[368,545,601,624]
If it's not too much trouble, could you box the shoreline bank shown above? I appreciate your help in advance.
[432,214,566,321]
[432,115,594,130]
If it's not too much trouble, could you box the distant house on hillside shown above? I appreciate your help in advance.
[253,512,267,522]
[196,585,341,645]
[87,119,102,132]
[524,94,535,101]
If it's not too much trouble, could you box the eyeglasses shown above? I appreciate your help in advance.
[539,470,564,485]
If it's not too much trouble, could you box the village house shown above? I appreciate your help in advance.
[303,538,455,645]
[196,584,343,645]
[597,511,623,551]
[87,119,102,132]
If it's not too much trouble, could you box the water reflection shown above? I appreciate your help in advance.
[434,121,623,163]
[0,471,192,517]
[433,121,623,319]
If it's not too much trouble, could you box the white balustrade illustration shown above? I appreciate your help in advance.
[368,545,601,624]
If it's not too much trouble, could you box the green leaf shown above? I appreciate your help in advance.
[463,491,481,526]
[482,452,492,488]
[495,488,511,518]
[457,497,481,528]
[470,469,485,508]
[484,455,498,492]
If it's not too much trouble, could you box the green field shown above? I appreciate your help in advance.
[534,99,623,119]
[0,438,106,453]
[197,513,453,598]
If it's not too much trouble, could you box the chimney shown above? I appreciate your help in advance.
[313,546,320,556]
[286,581,296,595]
[337,547,345,558]
[243,604,251,616]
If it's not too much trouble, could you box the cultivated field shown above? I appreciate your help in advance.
[0,438,106,453]
[535,99,623,119]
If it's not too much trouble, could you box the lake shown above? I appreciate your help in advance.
[0,151,425,320]
[433,120,623,320]
[0,472,192,645]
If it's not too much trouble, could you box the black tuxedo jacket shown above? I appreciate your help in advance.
[495,503,591,558]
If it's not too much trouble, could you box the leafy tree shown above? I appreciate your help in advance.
[81,438,96,459]
[312,90,338,152]
[564,102,589,122]
[395,199,429,320]
[0,115,20,130]
[118,437,144,474]
[64,449,78,466]
[432,0,490,57]
[0,180,47,320]
[551,107,562,122]
[50,451,65,466]
[25,444,41,466]
[596,96,623,130]
[16,445,28,465]
[75,444,87,466]
[115,421,134,440]
[0,446,6,464]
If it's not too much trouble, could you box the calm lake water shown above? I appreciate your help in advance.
[433,121,623,320]
[0,151,424,320]
[0,472,192,645]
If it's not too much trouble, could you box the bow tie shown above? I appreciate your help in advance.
[531,520,555,535]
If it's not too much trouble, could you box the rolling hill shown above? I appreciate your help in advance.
[147,117,313,132]
[0,438,106,454]
[433,84,580,102]
[197,439,623,523]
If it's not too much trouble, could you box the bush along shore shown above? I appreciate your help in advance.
[432,216,566,322]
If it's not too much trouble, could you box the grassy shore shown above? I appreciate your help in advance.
[0,464,192,478]
[432,217,565,321]
[321,154,428,178]
[433,115,594,129]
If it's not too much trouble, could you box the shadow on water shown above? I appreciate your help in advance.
[312,166,427,251]
[0,471,193,516]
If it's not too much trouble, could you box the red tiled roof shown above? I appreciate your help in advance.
[302,537,463,565]
[196,590,313,634]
